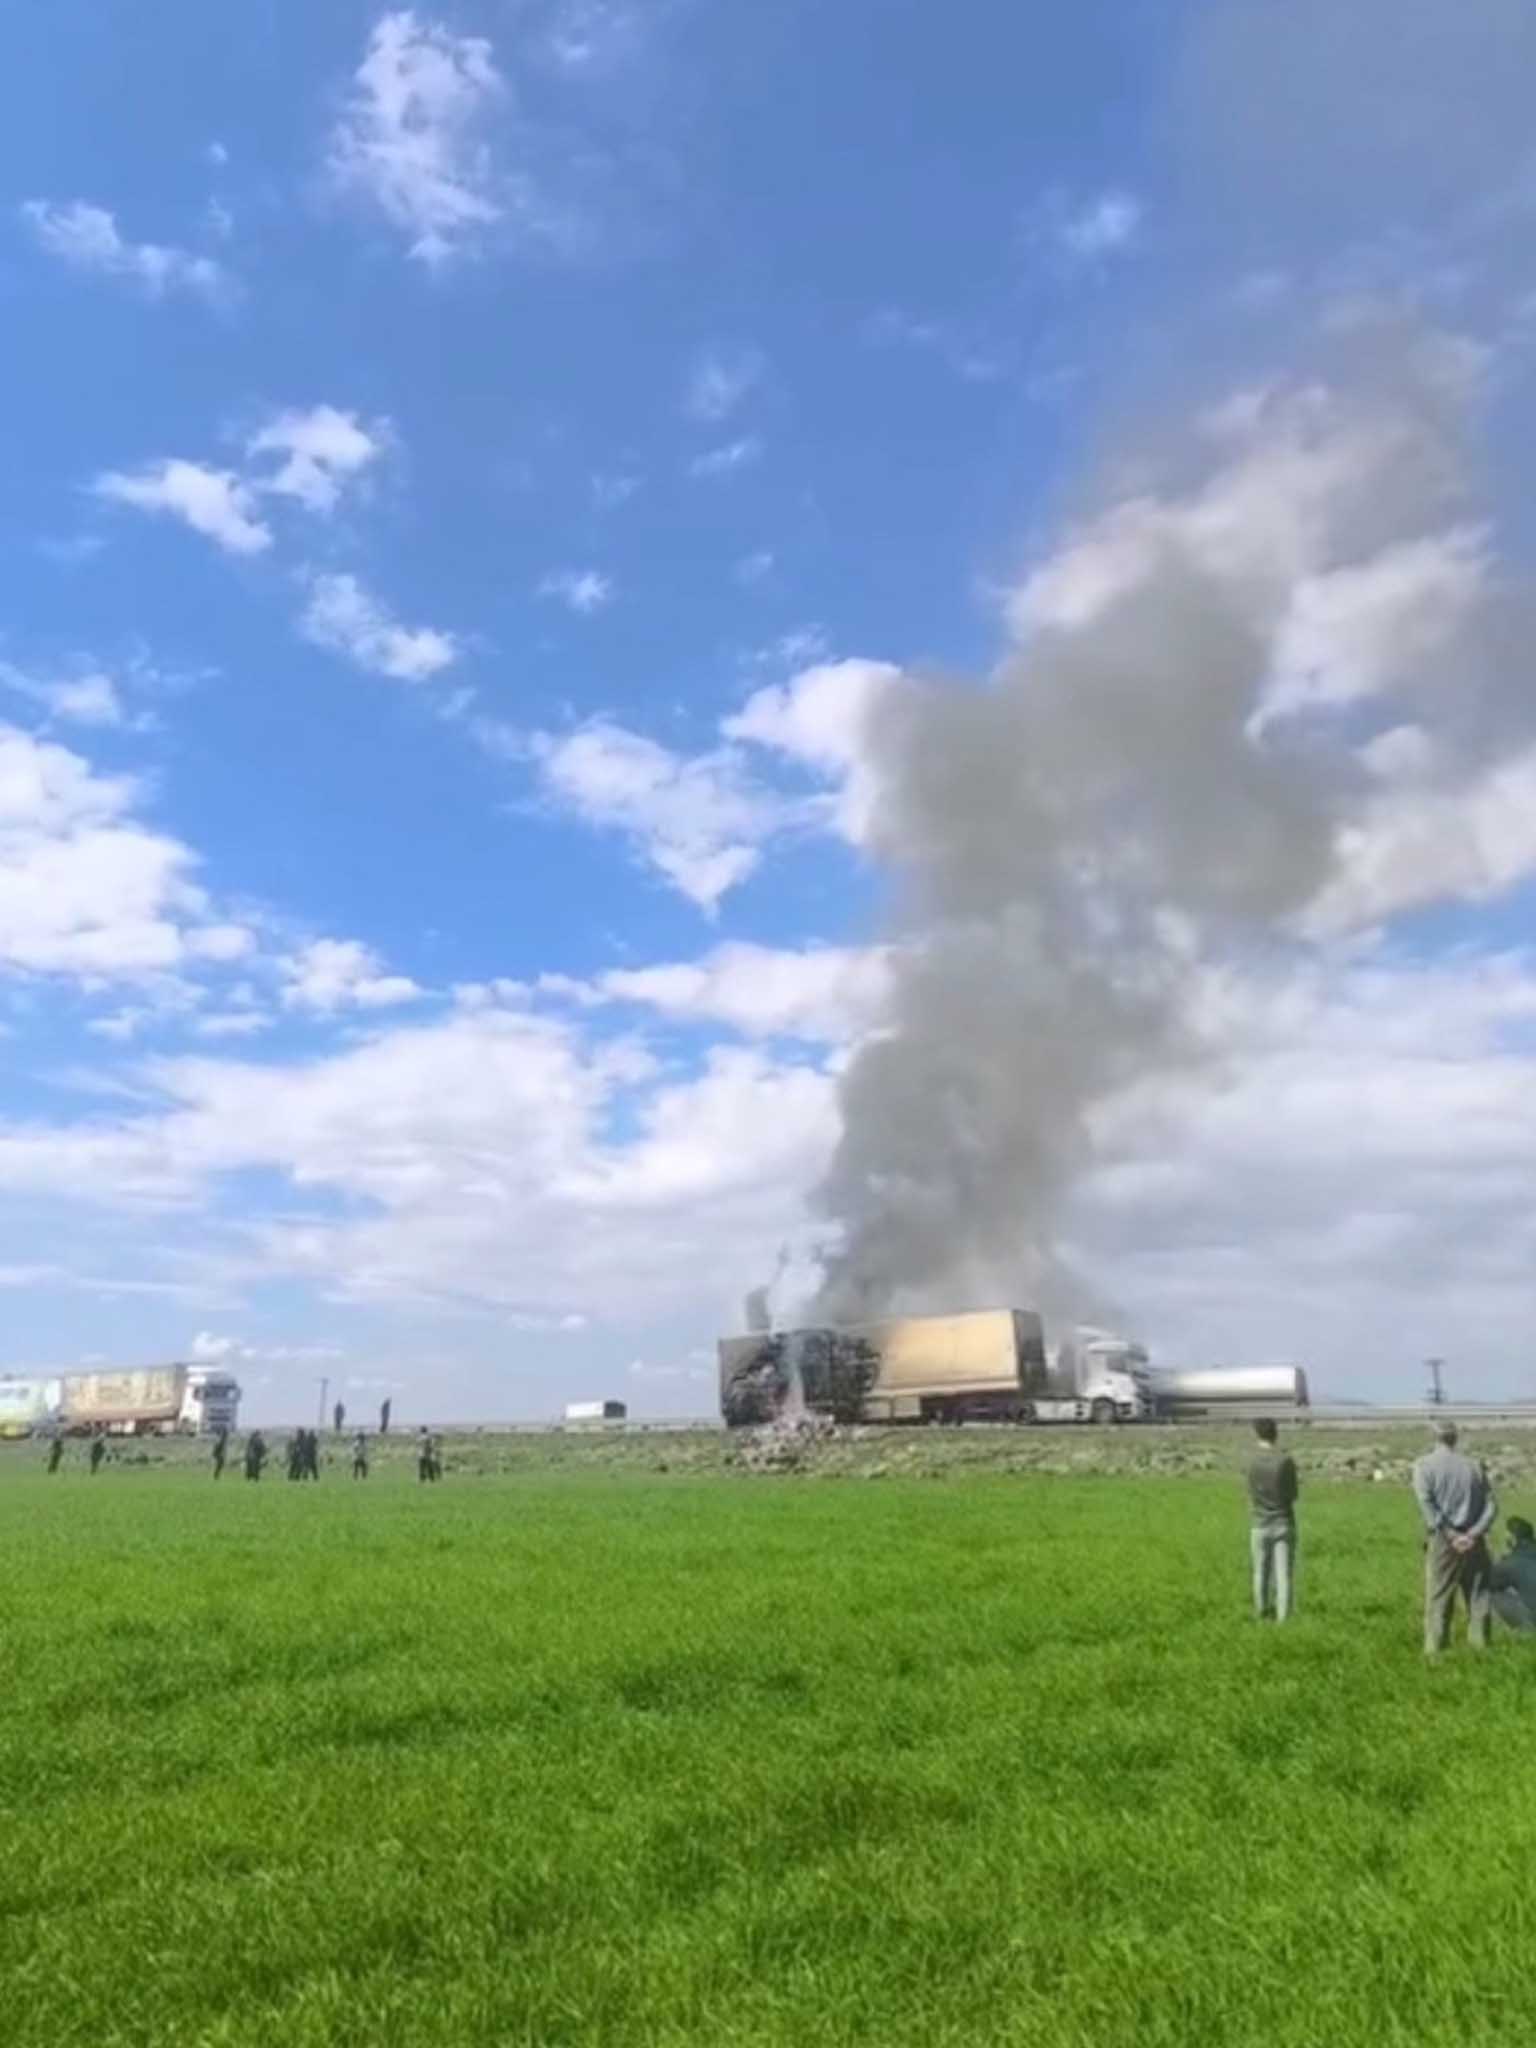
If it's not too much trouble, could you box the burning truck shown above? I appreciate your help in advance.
[718,1309,1307,1428]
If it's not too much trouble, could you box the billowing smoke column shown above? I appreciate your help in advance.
[809,331,1524,1325]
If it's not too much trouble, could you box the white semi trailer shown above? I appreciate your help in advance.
[1150,1365,1310,1415]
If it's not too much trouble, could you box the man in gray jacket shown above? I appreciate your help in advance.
[1413,1422,1496,1654]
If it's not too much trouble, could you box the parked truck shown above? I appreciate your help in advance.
[0,1364,241,1439]
[718,1309,1158,1427]
[562,1399,628,1424]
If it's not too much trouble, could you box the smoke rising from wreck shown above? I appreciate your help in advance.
[803,331,1523,1328]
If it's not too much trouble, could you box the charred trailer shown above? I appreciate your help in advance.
[719,1309,1048,1427]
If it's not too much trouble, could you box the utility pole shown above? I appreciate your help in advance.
[317,1375,329,1428]
[1425,1357,1446,1407]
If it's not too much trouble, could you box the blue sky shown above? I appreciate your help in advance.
[2,1,1535,1418]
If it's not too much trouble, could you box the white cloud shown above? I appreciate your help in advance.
[532,720,795,911]
[538,568,613,614]
[247,406,388,514]
[93,461,272,556]
[190,1330,239,1362]
[12,939,1536,1391]
[195,1012,270,1041]
[686,349,764,423]
[299,572,458,681]
[0,1007,835,1325]
[1310,746,1536,935]
[726,657,901,845]
[45,675,126,728]
[0,725,225,980]
[689,437,763,479]
[734,550,775,585]
[280,938,424,1015]
[1069,952,1536,1389]
[525,659,899,907]
[21,200,230,301]
[1007,379,1462,647]
[0,664,126,730]
[329,11,506,266]
[186,924,257,964]
[541,0,641,71]
[1048,189,1143,260]
[544,940,894,1043]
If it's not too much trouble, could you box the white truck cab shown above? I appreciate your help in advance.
[1035,1327,1157,1424]
[1072,1331,1157,1423]
[178,1369,242,1435]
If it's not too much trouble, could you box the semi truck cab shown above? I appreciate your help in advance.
[1055,1330,1158,1424]
[179,1370,242,1435]
[1078,1342,1156,1423]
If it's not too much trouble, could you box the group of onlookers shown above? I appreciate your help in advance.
[1247,1416,1536,1651]
[40,1418,444,1486]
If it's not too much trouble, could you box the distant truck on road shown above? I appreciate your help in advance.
[719,1310,1158,1427]
[562,1399,628,1424]
[0,1365,242,1439]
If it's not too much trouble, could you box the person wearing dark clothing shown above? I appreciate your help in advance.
[46,1435,64,1474]
[285,1433,303,1481]
[351,1431,369,1480]
[303,1428,321,1481]
[1246,1418,1299,1622]
[333,1400,345,1436]
[243,1431,267,1481]
[1491,1517,1536,1635]
[1413,1421,1497,1654]
[417,1427,432,1483]
[212,1428,228,1479]
[380,1397,392,1436]
[89,1435,106,1474]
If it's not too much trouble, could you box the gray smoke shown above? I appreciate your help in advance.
[809,327,1520,1326]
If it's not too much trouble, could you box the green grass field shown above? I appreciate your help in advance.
[5,1440,1536,2047]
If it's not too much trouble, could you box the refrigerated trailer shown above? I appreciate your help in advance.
[0,1365,241,1438]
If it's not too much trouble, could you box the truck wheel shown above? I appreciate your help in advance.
[1016,1401,1036,1425]
[1090,1398,1116,1426]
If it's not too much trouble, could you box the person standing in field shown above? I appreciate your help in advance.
[380,1396,392,1436]
[1413,1421,1496,1654]
[1490,1516,1536,1635]
[212,1427,228,1480]
[351,1430,369,1480]
[1246,1417,1299,1622]
[46,1434,64,1474]
[333,1399,345,1436]
[89,1435,106,1475]
[243,1430,267,1481]
[417,1426,433,1484]
[285,1432,303,1481]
